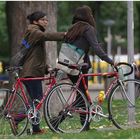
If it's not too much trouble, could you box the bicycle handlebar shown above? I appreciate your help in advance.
[113,62,134,76]
[6,66,59,78]
[6,66,23,72]
[5,62,134,78]
[58,61,134,78]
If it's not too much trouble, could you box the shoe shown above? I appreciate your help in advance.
[82,126,90,131]
[32,129,46,135]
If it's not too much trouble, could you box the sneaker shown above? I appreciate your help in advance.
[82,126,90,131]
[32,129,46,135]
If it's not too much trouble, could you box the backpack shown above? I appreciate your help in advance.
[57,43,85,75]
[11,39,31,66]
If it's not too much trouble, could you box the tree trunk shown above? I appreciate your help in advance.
[6,1,57,67]
[6,2,58,113]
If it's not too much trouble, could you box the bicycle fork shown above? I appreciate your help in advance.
[118,80,135,107]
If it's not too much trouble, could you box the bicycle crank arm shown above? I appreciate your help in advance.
[95,112,108,118]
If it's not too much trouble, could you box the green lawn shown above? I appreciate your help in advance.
[4,126,140,139]
[1,99,140,139]
[1,119,140,139]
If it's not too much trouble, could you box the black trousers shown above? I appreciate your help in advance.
[68,68,90,130]
[23,79,43,132]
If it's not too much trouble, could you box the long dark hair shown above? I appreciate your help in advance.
[65,5,96,42]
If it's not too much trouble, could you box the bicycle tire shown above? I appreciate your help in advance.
[108,79,140,129]
[44,83,89,133]
[0,88,28,137]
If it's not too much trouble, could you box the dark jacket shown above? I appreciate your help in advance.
[66,21,114,68]
[20,24,65,77]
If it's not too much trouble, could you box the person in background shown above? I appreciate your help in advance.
[65,5,116,131]
[19,11,65,134]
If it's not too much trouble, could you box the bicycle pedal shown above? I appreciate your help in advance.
[67,112,73,118]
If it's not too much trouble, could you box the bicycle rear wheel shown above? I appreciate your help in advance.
[44,83,89,133]
[0,88,28,137]
[108,79,140,129]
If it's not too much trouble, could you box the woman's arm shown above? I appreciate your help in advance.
[44,32,66,41]
[84,26,114,65]
[29,29,66,45]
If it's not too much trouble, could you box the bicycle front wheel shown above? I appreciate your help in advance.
[108,79,140,129]
[44,83,89,133]
[0,89,28,137]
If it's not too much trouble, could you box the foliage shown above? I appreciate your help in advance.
[135,1,140,52]
[57,1,140,54]
[0,1,9,59]
[57,1,97,32]
[0,1,139,60]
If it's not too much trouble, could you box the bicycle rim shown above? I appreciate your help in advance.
[0,88,11,138]
[44,83,89,133]
[0,89,28,137]
[108,79,140,129]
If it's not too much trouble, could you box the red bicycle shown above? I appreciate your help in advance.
[0,66,66,137]
[44,62,140,133]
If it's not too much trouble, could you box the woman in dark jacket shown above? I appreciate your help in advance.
[65,5,115,131]
[19,11,65,134]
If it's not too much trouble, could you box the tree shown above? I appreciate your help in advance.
[57,1,140,54]
[135,2,140,53]
[6,1,57,67]
[0,2,9,59]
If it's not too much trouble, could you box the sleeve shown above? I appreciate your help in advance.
[44,32,66,41]
[29,30,65,45]
[28,30,65,45]
[84,26,114,65]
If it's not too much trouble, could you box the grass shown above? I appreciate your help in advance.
[4,126,140,139]
[1,99,140,139]
[1,118,140,139]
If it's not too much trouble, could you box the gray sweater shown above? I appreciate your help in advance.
[66,24,114,68]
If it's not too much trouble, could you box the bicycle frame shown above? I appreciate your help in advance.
[64,71,121,122]
[6,75,57,112]
[42,62,138,133]
[75,71,119,105]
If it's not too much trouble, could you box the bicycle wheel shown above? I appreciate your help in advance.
[0,88,28,137]
[108,79,140,129]
[44,83,89,133]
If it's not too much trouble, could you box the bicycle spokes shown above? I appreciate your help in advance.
[108,79,140,129]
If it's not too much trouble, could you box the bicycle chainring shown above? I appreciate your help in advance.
[90,104,103,122]
[27,108,41,125]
